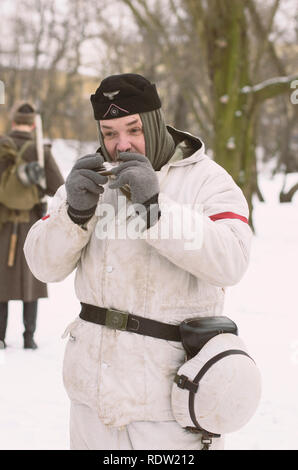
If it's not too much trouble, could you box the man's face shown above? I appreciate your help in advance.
[99,114,145,161]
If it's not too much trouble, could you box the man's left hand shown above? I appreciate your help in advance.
[108,152,159,205]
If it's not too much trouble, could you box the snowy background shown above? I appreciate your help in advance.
[0,141,298,450]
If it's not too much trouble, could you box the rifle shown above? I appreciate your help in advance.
[6,113,46,267]
[7,221,18,267]
[35,113,48,216]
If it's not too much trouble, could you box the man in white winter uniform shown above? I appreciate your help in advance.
[24,73,252,450]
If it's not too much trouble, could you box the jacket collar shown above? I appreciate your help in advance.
[160,126,206,172]
[9,129,33,141]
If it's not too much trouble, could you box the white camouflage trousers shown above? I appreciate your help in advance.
[69,402,225,450]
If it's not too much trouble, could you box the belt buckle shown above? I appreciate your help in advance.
[105,309,128,331]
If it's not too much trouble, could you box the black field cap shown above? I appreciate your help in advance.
[90,73,161,120]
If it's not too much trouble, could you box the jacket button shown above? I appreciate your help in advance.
[102,362,109,369]
[106,266,113,273]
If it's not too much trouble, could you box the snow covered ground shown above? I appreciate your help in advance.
[224,172,298,450]
[0,142,297,450]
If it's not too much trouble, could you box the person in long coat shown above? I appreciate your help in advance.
[0,102,64,349]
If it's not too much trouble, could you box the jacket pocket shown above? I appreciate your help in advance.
[61,317,81,340]
[62,318,102,410]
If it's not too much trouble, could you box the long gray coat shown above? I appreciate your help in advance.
[0,129,64,302]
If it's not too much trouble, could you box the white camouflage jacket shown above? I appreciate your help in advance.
[24,135,252,427]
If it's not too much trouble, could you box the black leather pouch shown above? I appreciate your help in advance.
[179,316,238,360]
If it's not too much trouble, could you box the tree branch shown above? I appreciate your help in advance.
[251,0,281,76]
[246,0,286,76]
[241,74,298,102]
[280,182,298,202]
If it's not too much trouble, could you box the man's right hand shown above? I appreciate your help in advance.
[65,153,108,225]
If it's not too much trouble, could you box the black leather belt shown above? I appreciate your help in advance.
[79,302,181,342]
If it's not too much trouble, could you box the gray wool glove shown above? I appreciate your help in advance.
[109,152,160,229]
[109,152,159,204]
[66,153,108,225]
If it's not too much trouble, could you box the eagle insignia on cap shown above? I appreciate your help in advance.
[103,90,120,100]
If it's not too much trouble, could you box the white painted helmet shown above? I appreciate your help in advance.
[171,333,261,436]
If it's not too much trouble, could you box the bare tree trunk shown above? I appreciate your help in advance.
[173,91,189,130]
